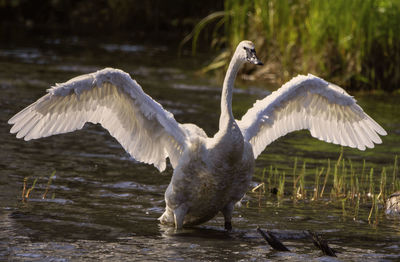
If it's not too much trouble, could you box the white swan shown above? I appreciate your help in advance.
[8,40,387,230]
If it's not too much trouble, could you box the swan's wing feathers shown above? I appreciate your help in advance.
[9,68,188,171]
[238,74,387,158]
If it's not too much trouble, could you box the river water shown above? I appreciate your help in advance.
[0,36,399,261]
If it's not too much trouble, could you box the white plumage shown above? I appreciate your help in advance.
[9,69,187,171]
[238,74,386,158]
[8,40,386,230]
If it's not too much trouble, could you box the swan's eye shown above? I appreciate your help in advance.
[243,46,256,54]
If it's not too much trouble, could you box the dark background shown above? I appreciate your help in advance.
[0,0,223,42]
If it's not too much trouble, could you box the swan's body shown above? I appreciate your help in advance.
[8,41,386,229]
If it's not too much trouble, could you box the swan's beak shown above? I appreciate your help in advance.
[248,52,263,66]
[252,56,263,66]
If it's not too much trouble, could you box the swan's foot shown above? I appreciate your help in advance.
[159,207,175,225]
[173,204,188,229]
[222,202,235,231]
[224,221,232,231]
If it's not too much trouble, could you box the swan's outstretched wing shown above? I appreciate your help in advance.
[8,68,189,171]
[238,74,387,158]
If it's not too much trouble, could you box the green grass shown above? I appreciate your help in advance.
[22,171,56,202]
[251,152,399,224]
[185,0,400,92]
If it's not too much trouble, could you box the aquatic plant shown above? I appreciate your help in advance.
[252,153,400,223]
[22,177,38,201]
[21,171,56,202]
[42,170,56,199]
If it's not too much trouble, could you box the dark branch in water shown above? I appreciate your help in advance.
[306,230,337,257]
[257,227,290,252]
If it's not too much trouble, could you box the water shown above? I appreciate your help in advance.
[0,36,399,261]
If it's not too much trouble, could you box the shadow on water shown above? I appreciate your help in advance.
[1,35,400,261]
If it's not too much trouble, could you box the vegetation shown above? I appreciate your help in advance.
[2,1,399,91]
[21,153,399,225]
[251,152,399,224]
[186,0,400,92]
[21,171,56,202]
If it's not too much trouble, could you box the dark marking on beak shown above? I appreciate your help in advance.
[253,58,263,66]
[244,47,263,66]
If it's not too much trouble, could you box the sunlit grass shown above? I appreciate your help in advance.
[251,150,399,224]
[20,152,398,225]
[185,0,400,92]
[21,171,56,202]
[42,170,56,199]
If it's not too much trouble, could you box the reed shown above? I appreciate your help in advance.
[368,168,375,198]
[21,171,56,202]
[25,177,38,200]
[292,157,298,199]
[42,171,56,199]
[253,154,399,223]
[187,0,400,92]
[391,155,399,192]
[377,167,388,207]
[312,167,324,201]
[294,161,306,200]
[22,177,28,200]
[353,194,360,220]
[278,171,285,200]
[368,194,380,225]
[319,159,330,198]
[268,165,273,192]
[360,159,367,196]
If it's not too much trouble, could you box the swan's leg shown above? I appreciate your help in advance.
[173,204,188,229]
[221,202,235,231]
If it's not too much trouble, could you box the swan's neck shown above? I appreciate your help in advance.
[219,54,243,129]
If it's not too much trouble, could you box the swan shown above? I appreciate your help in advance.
[8,40,387,230]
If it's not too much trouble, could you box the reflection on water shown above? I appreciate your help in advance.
[0,36,399,261]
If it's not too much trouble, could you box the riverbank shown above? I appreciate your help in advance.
[1,0,399,93]
[186,0,400,93]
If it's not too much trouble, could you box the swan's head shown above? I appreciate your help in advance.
[236,40,263,66]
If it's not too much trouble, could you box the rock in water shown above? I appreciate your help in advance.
[386,191,400,215]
